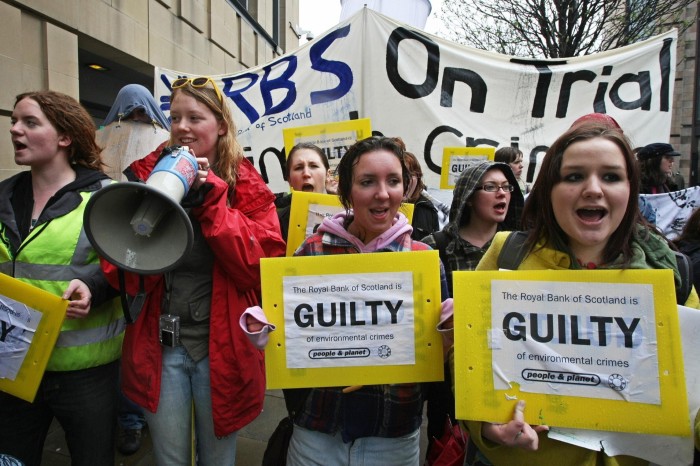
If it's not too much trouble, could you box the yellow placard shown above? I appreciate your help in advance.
[452,269,689,436]
[439,147,495,189]
[282,118,372,180]
[285,191,415,256]
[0,273,67,402]
[261,250,443,389]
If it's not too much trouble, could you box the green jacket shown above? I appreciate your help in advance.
[0,168,123,371]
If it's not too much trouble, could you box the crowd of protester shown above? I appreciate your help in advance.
[0,73,697,466]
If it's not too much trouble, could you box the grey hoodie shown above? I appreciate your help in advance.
[422,161,524,296]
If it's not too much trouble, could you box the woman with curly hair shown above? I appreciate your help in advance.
[0,91,124,466]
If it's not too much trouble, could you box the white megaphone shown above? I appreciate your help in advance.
[84,146,198,274]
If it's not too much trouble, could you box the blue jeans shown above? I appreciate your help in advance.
[118,363,146,430]
[287,424,421,466]
[0,361,118,466]
[119,391,146,430]
[143,345,237,466]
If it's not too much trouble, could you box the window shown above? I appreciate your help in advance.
[272,0,280,43]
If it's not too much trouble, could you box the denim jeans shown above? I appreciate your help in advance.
[0,360,118,466]
[287,424,421,466]
[142,345,237,466]
[118,363,146,430]
[118,393,146,430]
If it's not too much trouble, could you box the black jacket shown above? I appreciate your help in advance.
[676,239,700,293]
[410,193,439,241]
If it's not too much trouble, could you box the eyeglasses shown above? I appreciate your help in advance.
[475,183,514,193]
[171,77,223,103]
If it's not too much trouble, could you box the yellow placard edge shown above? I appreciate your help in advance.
[453,269,689,436]
[439,147,496,190]
[0,273,67,402]
[261,251,443,389]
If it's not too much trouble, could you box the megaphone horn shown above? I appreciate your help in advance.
[84,146,198,274]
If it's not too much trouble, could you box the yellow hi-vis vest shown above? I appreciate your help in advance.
[0,190,124,371]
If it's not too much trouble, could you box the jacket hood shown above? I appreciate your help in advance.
[444,161,524,238]
[318,210,413,252]
[0,166,110,250]
[103,84,170,130]
[0,164,107,196]
[59,165,111,193]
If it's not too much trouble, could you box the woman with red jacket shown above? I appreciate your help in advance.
[101,77,286,465]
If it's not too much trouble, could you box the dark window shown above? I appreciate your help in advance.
[272,0,280,43]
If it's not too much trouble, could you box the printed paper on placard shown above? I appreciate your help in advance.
[491,280,658,404]
[284,272,414,368]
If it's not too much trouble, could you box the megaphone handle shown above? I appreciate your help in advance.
[118,269,147,324]
[128,289,147,324]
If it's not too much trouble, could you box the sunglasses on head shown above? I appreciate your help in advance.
[171,77,223,103]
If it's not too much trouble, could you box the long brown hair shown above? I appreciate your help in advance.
[522,121,642,265]
[15,91,103,171]
[168,83,242,188]
[674,207,700,245]
[638,156,669,187]
[402,150,426,203]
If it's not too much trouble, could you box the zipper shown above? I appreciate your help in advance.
[0,224,11,258]
[5,220,52,276]
[14,220,51,258]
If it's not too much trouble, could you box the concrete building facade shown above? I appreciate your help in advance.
[0,0,300,180]
[669,1,699,185]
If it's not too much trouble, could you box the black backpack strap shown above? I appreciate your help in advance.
[497,231,529,270]
[282,388,312,418]
[674,251,692,305]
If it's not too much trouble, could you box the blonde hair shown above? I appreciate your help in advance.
[169,84,242,188]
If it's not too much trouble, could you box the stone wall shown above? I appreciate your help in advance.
[0,0,299,181]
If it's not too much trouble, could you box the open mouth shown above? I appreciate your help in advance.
[301,183,315,192]
[370,207,390,217]
[493,202,507,214]
[577,208,607,222]
[13,141,27,151]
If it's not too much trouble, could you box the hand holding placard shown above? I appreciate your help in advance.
[62,279,92,319]
[482,401,549,451]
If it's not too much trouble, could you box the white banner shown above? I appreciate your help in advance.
[639,186,700,240]
[155,8,676,193]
